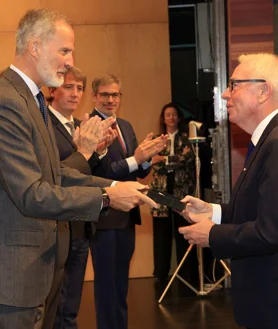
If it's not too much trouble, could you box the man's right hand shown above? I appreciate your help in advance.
[180,195,212,224]
[105,182,158,212]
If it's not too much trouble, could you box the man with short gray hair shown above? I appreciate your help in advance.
[180,53,278,329]
[0,9,157,329]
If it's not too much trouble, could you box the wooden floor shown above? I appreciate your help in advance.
[77,278,242,329]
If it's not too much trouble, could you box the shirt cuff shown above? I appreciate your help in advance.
[98,148,108,159]
[126,156,138,173]
[141,160,152,170]
[211,203,222,224]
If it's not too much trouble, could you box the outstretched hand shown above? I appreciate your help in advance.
[105,181,158,212]
[180,195,213,223]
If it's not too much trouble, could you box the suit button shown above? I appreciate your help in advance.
[65,223,69,228]
[53,225,57,232]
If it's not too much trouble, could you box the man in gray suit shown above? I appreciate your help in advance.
[0,8,157,329]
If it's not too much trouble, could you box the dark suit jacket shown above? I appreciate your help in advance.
[209,114,278,329]
[49,110,100,238]
[0,68,112,308]
[91,109,151,229]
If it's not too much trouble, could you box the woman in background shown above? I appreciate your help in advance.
[151,102,197,283]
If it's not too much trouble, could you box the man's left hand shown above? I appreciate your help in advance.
[178,213,215,247]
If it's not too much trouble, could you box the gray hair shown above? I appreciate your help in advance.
[91,74,121,94]
[238,53,278,99]
[16,8,72,55]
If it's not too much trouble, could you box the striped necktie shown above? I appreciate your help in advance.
[112,122,127,155]
[66,121,75,136]
[36,91,48,128]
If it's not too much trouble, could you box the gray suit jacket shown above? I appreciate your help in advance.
[0,68,111,308]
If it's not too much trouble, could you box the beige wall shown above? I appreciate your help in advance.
[0,0,172,278]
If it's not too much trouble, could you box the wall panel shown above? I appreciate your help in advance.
[0,0,39,31]
[227,0,274,185]
[0,33,16,70]
[41,0,168,25]
[73,23,171,141]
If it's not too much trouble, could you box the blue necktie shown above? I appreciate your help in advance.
[245,140,255,165]
[36,91,48,128]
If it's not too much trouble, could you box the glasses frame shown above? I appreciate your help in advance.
[228,79,266,92]
[97,92,122,100]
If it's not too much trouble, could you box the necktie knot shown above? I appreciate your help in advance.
[36,91,48,128]
[66,121,75,136]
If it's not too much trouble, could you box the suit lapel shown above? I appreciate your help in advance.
[48,109,76,149]
[4,68,59,184]
[231,114,278,205]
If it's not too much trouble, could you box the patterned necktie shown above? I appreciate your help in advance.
[66,121,75,137]
[245,140,255,165]
[112,122,127,155]
[36,91,48,128]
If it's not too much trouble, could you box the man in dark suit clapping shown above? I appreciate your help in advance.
[45,66,117,329]
[89,74,168,329]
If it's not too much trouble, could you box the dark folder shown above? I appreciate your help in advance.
[147,190,187,212]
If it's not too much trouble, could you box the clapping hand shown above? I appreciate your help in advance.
[134,133,168,165]
[73,114,102,159]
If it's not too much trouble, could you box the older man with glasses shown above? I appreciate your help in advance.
[179,53,278,329]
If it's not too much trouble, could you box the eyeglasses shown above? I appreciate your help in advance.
[98,92,122,100]
[228,79,266,92]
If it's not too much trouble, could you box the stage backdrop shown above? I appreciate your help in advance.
[227,0,274,185]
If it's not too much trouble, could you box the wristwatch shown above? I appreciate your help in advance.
[101,188,110,209]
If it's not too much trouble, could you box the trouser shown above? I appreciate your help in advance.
[90,225,135,329]
[0,304,44,329]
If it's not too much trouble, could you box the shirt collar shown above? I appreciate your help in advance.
[95,108,116,121]
[251,109,278,146]
[48,105,74,126]
[10,64,40,96]
[168,129,179,138]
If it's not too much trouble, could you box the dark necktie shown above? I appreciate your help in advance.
[66,121,75,137]
[112,122,127,155]
[245,140,255,165]
[36,91,48,128]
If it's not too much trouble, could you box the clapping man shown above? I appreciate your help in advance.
[89,74,168,329]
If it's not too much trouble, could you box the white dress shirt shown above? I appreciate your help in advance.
[212,109,278,224]
[95,108,151,173]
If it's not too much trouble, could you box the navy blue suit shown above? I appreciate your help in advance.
[47,110,98,329]
[210,114,278,329]
[90,109,151,329]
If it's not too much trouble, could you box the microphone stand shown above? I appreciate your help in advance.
[158,135,231,302]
